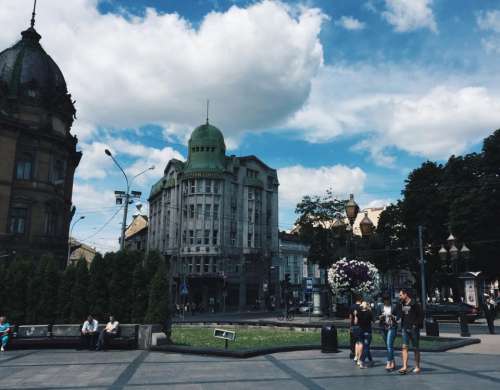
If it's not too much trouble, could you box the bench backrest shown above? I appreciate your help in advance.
[17,325,50,338]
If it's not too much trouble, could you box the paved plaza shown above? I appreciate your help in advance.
[0,348,498,389]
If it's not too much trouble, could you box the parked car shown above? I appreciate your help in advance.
[425,303,480,323]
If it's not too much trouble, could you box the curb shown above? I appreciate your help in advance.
[151,338,481,358]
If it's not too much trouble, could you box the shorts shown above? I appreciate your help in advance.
[351,326,362,343]
[402,327,420,350]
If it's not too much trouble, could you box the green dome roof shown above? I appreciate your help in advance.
[185,122,226,172]
[189,123,226,150]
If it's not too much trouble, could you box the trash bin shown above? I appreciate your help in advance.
[321,324,339,353]
[425,318,439,337]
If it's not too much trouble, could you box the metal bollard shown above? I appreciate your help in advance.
[459,313,471,337]
[321,324,339,353]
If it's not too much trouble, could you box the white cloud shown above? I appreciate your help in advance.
[0,0,325,141]
[337,16,366,31]
[76,142,114,180]
[72,183,116,213]
[477,10,500,33]
[288,64,500,163]
[477,10,500,54]
[277,165,367,209]
[382,0,437,33]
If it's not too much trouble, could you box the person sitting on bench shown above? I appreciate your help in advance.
[80,315,99,350]
[96,315,119,351]
[0,316,12,352]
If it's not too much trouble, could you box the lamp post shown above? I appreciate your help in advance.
[345,194,360,257]
[105,149,154,250]
[438,233,471,301]
[67,216,85,265]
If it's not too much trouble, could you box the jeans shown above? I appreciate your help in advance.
[401,326,420,350]
[383,327,397,362]
[360,331,372,363]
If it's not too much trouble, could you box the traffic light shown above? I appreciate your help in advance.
[285,273,291,286]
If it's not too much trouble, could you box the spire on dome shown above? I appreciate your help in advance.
[30,0,37,28]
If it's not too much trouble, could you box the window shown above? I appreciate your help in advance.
[45,211,58,235]
[212,230,218,245]
[247,168,258,178]
[204,258,210,273]
[9,208,27,234]
[196,204,203,218]
[213,204,219,220]
[196,179,202,193]
[189,204,195,218]
[248,233,253,247]
[214,180,220,194]
[248,207,253,222]
[204,229,210,245]
[205,204,211,218]
[183,205,187,218]
[205,179,212,193]
[189,230,194,245]
[190,180,195,193]
[188,257,193,273]
[196,229,202,245]
[196,258,201,273]
[53,159,66,182]
[230,231,236,247]
[16,153,32,180]
[182,230,186,244]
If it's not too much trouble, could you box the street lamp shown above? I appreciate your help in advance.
[105,149,154,250]
[359,212,375,238]
[68,216,85,264]
[439,233,471,274]
[344,194,360,257]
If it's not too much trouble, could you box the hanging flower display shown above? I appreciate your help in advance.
[328,258,380,296]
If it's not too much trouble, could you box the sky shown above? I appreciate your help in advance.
[2,0,500,252]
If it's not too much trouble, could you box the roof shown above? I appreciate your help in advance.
[0,26,74,119]
[125,214,148,239]
[185,123,226,173]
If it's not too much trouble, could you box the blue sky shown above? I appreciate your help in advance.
[3,0,500,252]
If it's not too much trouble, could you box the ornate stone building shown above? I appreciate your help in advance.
[148,122,279,310]
[0,18,81,261]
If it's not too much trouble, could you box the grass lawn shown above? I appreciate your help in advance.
[171,326,443,351]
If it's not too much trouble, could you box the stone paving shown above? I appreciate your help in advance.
[0,348,499,389]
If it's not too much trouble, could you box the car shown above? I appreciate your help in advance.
[425,303,480,323]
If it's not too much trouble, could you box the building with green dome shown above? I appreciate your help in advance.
[148,122,279,310]
[0,12,81,263]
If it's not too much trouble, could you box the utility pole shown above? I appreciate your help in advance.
[418,225,427,312]
[105,149,154,251]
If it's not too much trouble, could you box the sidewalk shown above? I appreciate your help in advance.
[442,332,500,355]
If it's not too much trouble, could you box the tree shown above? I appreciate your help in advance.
[25,256,47,323]
[70,259,90,323]
[144,250,162,285]
[131,261,148,323]
[108,251,139,322]
[57,264,76,323]
[3,257,31,323]
[144,258,170,325]
[37,255,60,324]
[87,253,109,320]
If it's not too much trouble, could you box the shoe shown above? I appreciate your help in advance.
[398,368,408,375]
[1,346,4,352]
[359,364,367,369]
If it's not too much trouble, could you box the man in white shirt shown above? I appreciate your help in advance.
[96,315,120,351]
[80,315,98,350]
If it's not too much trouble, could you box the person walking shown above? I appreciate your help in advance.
[96,315,120,351]
[0,316,12,352]
[357,301,374,368]
[398,289,424,374]
[349,294,363,361]
[379,293,399,371]
[80,315,99,350]
[482,294,497,334]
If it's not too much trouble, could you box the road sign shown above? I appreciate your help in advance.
[180,283,188,296]
[214,328,236,341]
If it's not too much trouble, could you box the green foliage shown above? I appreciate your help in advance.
[57,264,76,323]
[131,261,148,323]
[37,255,60,324]
[70,259,89,323]
[87,253,108,319]
[0,250,169,325]
[144,258,170,325]
[377,129,500,284]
